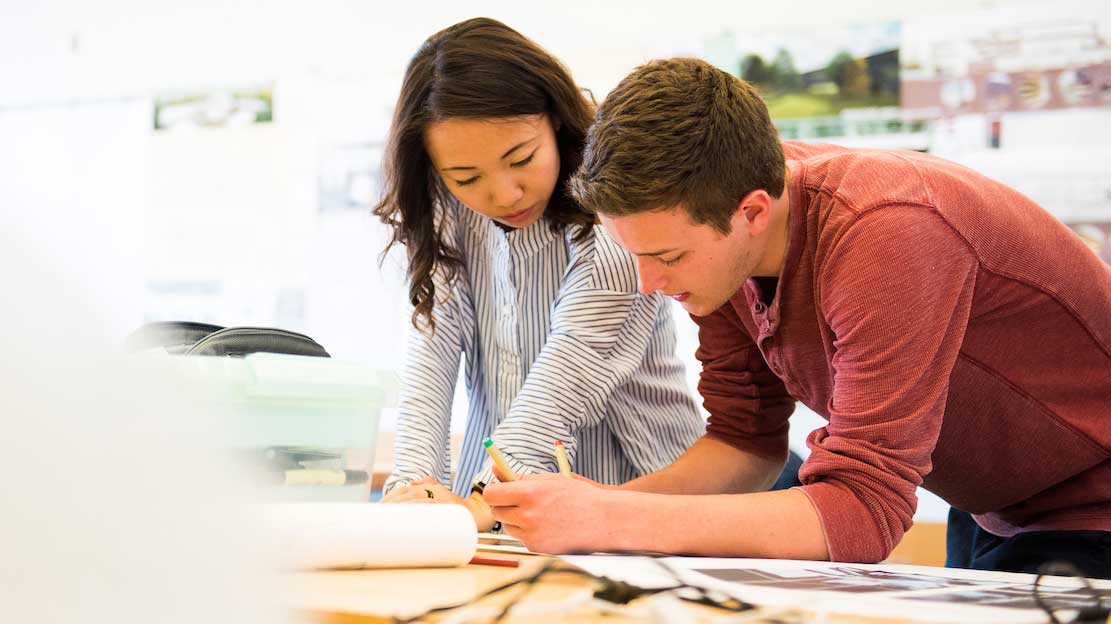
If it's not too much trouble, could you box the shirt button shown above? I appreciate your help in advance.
[754,302,766,314]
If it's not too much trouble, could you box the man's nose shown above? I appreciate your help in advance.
[636,257,663,295]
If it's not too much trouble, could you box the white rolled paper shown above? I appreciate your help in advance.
[263,503,477,569]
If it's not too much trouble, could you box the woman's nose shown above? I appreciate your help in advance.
[491,175,524,209]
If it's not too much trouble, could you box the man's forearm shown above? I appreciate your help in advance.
[607,487,830,560]
[621,436,785,495]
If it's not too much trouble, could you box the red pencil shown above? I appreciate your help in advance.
[469,555,520,568]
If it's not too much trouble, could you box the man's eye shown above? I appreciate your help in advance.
[661,255,683,266]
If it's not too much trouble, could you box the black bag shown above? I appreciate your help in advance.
[124,321,330,358]
[124,321,361,484]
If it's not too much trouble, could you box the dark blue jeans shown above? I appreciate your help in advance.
[945,507,1111,580]
[771,450,804,491]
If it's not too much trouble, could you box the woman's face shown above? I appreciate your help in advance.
[424,114,561,230]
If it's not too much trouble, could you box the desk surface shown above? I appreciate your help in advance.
[287,553,921,623]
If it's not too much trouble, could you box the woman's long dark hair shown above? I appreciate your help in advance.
[373,17,595,331]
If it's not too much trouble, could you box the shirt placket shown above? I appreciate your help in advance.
[494,233,523,407]
[750,282,788,383]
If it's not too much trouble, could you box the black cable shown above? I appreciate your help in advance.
[491,560,560,623]
[646,556,753,613]
[391,561,584,623]
[1033,561,1111,624]
[391,555,755,622]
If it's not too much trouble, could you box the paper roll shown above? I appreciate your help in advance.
[263,503,477,569]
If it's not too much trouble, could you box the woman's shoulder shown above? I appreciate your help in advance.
[436,198,491,251]
[565,224,640,294]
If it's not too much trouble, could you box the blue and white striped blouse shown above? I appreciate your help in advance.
[384,200,706,497]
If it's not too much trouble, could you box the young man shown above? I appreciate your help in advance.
[483,58,1111,577]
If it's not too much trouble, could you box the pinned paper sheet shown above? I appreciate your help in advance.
[477,532,534,555]
[263,503,477,569]
[562,556,1111,624]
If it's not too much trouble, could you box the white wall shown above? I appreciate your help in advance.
[0,99,149,339]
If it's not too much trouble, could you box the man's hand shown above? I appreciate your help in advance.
[485,473,831,560]
[483,474,620,554]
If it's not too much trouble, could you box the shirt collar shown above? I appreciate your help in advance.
[741,159,806,325]
[461,205,559,259]
[781,157,806,291]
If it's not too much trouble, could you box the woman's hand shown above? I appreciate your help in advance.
[381,476,443,502]
[381,476,496,531]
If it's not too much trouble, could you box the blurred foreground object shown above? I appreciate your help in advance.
[0,225,295,624]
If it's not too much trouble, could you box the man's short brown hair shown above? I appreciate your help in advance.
[569,58,785,233]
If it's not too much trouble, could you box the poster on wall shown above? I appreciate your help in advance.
[897,1,1111,229]
[701,21,922,149]
[901,2,1111,120]
[153,86,274,131]
[317,142,382,213]
[1066,222,1111,265]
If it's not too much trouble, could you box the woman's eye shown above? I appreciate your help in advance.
[510,153,535,168]
[455,176,480,187]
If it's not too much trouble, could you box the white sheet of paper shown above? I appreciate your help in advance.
[476,531,523,544]
[262,503,477,569]
[475,543,532,554]
[475,532,534,554]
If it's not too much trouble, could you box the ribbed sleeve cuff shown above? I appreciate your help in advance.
[797,480,895,564]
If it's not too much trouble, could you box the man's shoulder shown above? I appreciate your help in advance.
[784,142,957,215]
[781,140,856,163]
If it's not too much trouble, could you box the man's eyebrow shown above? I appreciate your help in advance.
[440,137,537,172]
[635,248,679,257]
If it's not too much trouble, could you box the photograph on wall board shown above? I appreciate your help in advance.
[701,21,920,150]
[154,86,274,131]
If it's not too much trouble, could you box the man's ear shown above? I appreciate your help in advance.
[736,189,773,235]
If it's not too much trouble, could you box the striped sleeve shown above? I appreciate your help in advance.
[476,229,677,481]
[382,285,464,494]
[383,205,467,495]
[602,298,705,475]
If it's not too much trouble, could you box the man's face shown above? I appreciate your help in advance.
[600,205,767,317]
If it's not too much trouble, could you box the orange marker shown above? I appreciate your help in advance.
[554,440,572,477]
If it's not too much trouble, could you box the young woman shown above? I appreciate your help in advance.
[375,18,706,529]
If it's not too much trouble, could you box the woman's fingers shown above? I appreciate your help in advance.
[383,485,433,503]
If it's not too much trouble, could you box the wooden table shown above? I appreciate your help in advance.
[348,434,948,621]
